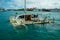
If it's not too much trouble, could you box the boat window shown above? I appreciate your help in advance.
[32,15,38,18]
[18,15,24,18]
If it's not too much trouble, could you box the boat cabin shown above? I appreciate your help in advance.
[17,14,38,21]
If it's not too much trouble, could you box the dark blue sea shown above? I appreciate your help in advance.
[0,11,60,40]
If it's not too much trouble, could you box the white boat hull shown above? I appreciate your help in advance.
[9,16,53,26]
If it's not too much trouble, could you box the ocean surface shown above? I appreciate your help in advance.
[0,11,60,40]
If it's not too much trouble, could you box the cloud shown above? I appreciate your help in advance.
[0,0,60,9]
[7,0,24,9]
[26,0,60,9]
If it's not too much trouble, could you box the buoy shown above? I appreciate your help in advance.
[15,12,18,17]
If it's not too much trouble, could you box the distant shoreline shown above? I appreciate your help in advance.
[0,8,60,12]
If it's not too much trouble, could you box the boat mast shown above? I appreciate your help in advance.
[24,0,26,13]
[24,0,26,21]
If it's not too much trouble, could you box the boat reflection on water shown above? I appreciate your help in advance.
[12,25,28,34]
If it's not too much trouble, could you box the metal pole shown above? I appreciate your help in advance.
[24,0,26,21]
[24,0,26,13]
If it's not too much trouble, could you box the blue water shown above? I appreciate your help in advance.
[0,11,60,40]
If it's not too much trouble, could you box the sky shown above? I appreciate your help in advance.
[0,0,60,9]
